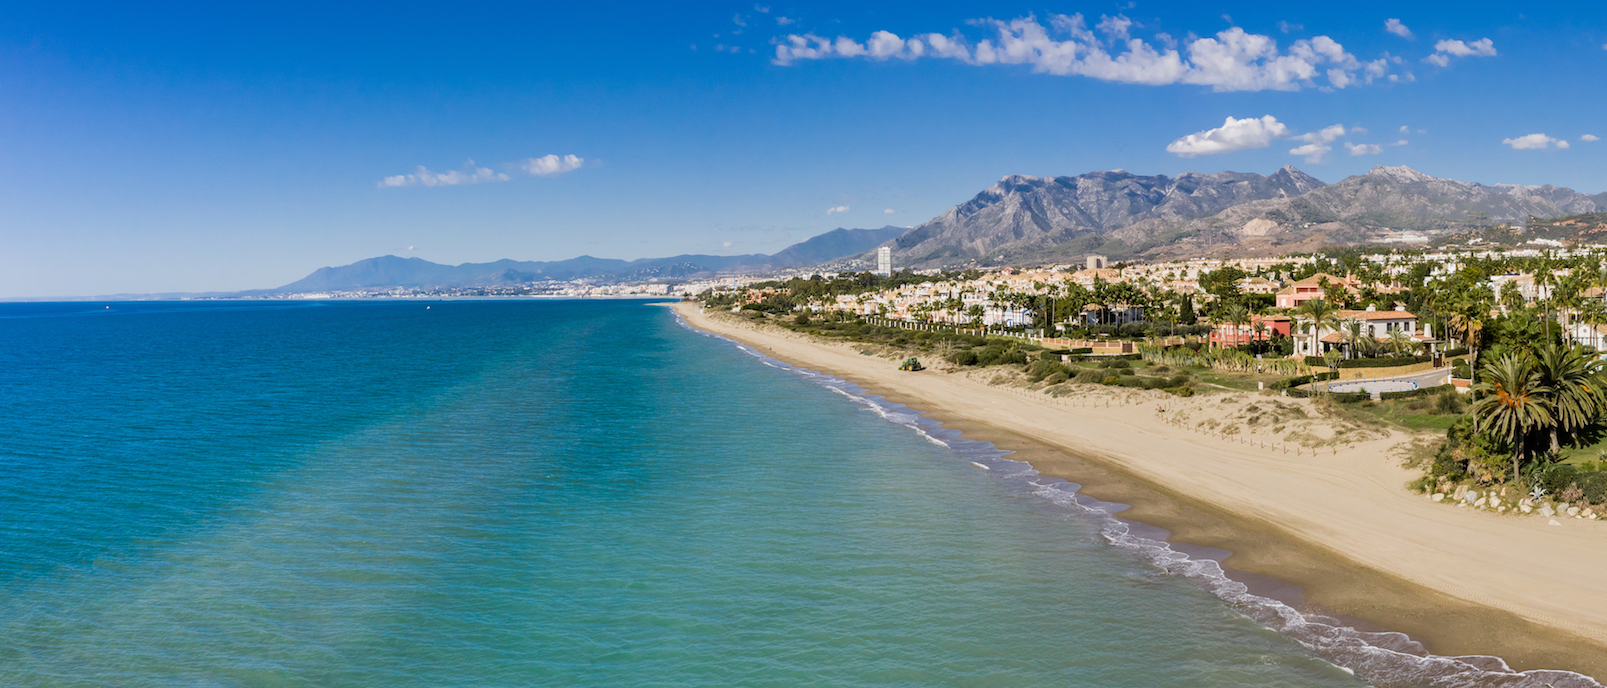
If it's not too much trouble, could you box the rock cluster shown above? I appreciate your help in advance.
[1430,487,1603,522]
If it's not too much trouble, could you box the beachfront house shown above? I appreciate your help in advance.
[1291,305,1433,358]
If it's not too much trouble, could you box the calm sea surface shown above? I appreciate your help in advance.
[0,300,1369,686]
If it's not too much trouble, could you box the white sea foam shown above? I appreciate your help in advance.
[676,310,1605,688]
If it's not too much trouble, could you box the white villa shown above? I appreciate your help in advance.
[1292,305,1437,358]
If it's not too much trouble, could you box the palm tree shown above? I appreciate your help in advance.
[1223,302,1250,348]
[1469,352,1554,484]
[1532,342,1607,452]
[1340,318,1365,360]
[1321,349,1343,389]
[1387,329,1417,358]
[1294,298,1341,358]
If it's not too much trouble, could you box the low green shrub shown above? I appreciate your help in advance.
[1379,387,1432,400]
[1073,369,1105,384]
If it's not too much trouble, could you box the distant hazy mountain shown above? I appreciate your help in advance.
[867,165,1607,267]
[275,225,903,291]
[879,166,1326,267]
[768,226,906,267]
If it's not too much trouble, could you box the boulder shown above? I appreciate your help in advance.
[1548,519,1562,526]
[1474,498,1486,508]
[1454,485,1469,501]
[1539,504,1556,518]
[1431,493,1445,502]
[1521,505,1533,514]
[1568,506,1581,517]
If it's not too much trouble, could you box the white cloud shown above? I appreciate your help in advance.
[1583,134,1601,142]
[1288,143,1331,164]
[884,208,896,214]
[776,16,795,26]
[1425,38,1496,67]
[1399,125,1410,133]
[827,205,850,215]
[1096,14,1133,41]
[380,163,509,188]
[774,15,1375,91]
[1345,142,1383,156]
[754,4,769,12]
[1283,123,1347,162]
[1502,133,1566,150]
[1298,124,1347,144]
[1277,21,1302,34]
[1384,19,1413,39]
[1166,115,1289,157]
[521,154,584,176]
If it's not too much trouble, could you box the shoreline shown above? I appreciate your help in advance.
[674,302,1607,682]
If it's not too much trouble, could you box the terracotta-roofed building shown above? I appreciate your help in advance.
[1209,314,1291,347]
[1275,273,1356,309]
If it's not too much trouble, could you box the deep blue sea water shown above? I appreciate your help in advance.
[0,300,1580,687]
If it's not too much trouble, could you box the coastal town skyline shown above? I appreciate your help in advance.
[4,2,1607,298]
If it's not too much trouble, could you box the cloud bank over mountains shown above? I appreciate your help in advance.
[773,14,1393,92]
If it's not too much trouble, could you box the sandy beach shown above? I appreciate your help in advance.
[676,301,1607,679]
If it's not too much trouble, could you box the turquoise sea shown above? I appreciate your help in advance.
[0,300,1592,687]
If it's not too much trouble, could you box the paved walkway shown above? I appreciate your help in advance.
[1316,367,1453,394]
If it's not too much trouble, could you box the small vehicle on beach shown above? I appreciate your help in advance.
[899,357,925,371]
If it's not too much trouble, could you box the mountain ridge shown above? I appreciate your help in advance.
[275,226,907,292]
[877,166,1328,267]
[869,165,1607,267]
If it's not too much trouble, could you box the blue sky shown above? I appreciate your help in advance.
[2,1,1605,297]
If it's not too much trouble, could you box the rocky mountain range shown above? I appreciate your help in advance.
[869,166,1607,267]
[275,166,1607,292]
[275,226,906,292]
[878,167,1326,267]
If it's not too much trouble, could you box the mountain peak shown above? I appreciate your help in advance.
[1365,165,1435,183]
